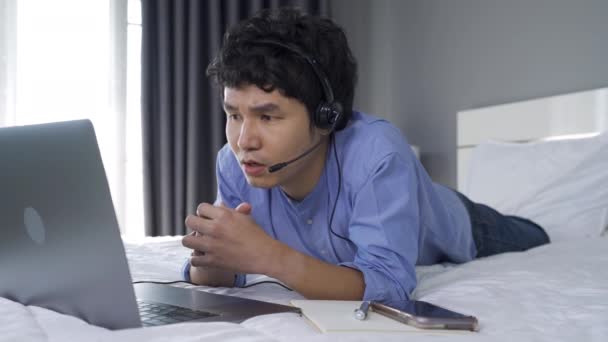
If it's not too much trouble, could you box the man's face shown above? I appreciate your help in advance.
[224,84,321,190]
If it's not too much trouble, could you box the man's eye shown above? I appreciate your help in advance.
[261,115,272,121]
[228,114,241,121]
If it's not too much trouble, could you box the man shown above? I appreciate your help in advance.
[181,8,549,302]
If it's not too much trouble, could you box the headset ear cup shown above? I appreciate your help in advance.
[315,102,343,130]
[314,103,332,129]
[331,102,343,130]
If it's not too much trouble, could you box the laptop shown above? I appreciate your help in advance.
[0,120,301,330]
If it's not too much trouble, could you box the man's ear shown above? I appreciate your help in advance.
[308,124,328,138]
[319,128,332,136]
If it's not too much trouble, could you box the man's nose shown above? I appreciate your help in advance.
[237,119,261,151]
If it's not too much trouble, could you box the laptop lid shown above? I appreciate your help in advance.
[0,120,141,330]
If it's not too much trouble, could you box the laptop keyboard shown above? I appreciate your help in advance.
[137,299,219,327]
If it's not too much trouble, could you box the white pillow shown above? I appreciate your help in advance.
[463,133,608,241]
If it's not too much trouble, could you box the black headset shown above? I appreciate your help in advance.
[250,39,343,131]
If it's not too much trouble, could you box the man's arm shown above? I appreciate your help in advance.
[189,262,236,287]
[268,240,365,300]
[182,203,366,299]
[188,235,365,298]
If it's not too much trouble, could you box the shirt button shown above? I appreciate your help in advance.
[306,219,313,225]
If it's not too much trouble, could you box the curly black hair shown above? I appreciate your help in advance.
[206,7,357,131]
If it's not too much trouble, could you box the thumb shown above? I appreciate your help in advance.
[235,202,252,215]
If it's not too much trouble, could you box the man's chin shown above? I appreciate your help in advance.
[244,175,275,189]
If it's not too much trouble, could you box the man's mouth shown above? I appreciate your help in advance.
[241,160,266,176]
[243,160,263,166]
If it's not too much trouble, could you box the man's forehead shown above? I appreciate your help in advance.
[223,85,285,110]
[224,84,279,97]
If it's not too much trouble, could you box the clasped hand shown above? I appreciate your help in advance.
[182,202,276,275]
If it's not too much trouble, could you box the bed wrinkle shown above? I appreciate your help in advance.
[26,306,51,342]
[107,322,275,342]
[0,297,49,342]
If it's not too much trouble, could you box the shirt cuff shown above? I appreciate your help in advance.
[234,273,247,287]
[340,262,412,303]
[182,259,192,282]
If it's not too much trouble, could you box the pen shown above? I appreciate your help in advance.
[353,301,401,322]
[353,301,370,320]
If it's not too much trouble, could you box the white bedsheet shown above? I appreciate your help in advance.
[2,236,607,342]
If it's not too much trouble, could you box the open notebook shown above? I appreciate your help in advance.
[290,300,472,334]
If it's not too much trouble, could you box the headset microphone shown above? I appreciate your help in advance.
[267,110,341,173]
[267,139,325,173]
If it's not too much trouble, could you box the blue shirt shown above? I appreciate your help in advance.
[185,111,476,302]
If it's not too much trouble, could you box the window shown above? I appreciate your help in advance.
[0,0,144,237]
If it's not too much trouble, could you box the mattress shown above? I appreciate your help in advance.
[2,235,606,342]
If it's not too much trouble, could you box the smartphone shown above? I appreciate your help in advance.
[371,300,479,332]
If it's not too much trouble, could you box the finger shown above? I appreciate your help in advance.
[195,202,207,217]
[186,234,205,256]
[190,255,208,268]
[184,214,214,235]
[235,202,252,215]
[182,231,211,252]
[196,202,226,219]
[190,253,221,268]
[182,233,199,250]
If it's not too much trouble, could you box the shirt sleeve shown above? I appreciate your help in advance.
[339,153,420,303]
[215,146,243,209]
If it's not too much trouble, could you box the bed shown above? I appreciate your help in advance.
[2,89,608,341]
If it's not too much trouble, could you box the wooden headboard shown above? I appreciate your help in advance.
[457,87,608,191]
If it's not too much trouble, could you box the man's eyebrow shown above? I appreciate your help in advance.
[222,102,281,114]
[223,102,238,112]
[249,103,280,113]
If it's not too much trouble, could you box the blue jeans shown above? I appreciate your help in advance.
[453,191,550,258]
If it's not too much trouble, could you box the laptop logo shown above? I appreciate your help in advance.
[24,207,46,245]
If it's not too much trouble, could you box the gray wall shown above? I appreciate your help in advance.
[330,0,417,127]
[331,0,608,187]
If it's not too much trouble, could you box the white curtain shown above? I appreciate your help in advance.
[0,0,144,237]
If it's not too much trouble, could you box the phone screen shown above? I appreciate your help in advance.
[381,300,471,319]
